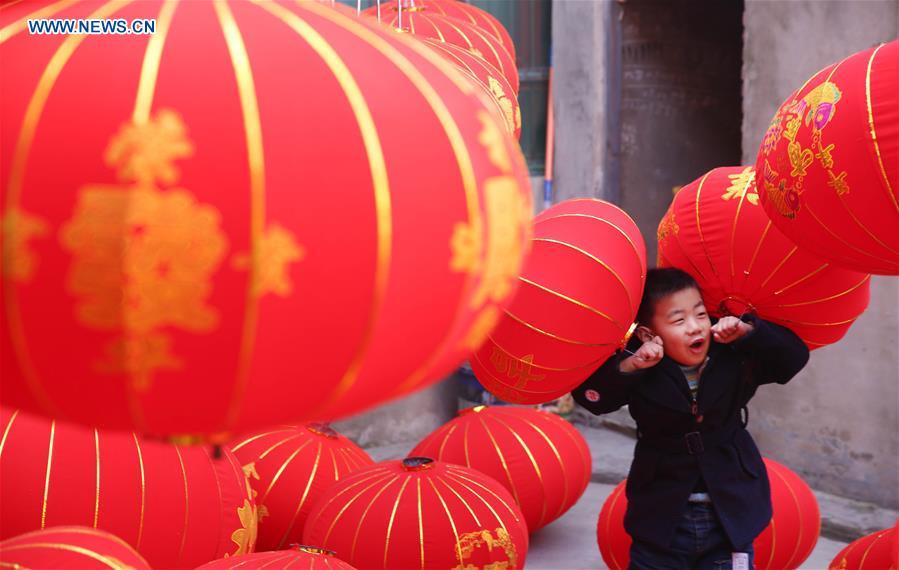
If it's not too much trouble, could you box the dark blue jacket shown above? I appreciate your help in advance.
[572,315,809,549]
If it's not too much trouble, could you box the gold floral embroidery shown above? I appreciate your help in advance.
[450,221,482,274]
[241,462,270,524]
[453,527,518,570]
[761,160,801,219]
[96,333,181,391]
[722,167,759,206]
[232,223,303,297]
[488,76,517,135]
[105,109,194,186]
[450,111,531,353]
[470,176,528,308]
[477,111,512,173]
[228,475,260,557]
[827,169,849,196]
[453,112,530,308]
[761,80,847,218]
[1,208,49,283]
[62,186,226,334]
[60,110,228,391]
[657,209,679,243]
[242,462,260,481]
[489,347,545,387]
[229,498,259,557]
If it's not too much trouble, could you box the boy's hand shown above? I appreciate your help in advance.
[711,316,754,344]
[620,336,664,373]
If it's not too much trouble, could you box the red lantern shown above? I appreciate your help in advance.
[229,423,374,551]
[596,459,820,570]
[595,480,629,570]
[0,0,532,438]
[471,199,646,404]
[197,545,357,570]
[371,10,519,93]
[303,457,528,569]
[755,40,899,275]
[829,525,898,570]
[364,0,516,62]
[0,526,151,570]
[754,458,821,570]
[423,39,521,140]
[0,409,257,568]
[658,166,870,349]
[410,405,591,532]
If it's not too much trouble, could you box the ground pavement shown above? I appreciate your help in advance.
[367,422,898,570]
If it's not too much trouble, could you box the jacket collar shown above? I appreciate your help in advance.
[634,342,728,413]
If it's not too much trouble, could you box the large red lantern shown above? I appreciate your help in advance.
[0,0,532,438]
[410,405,591,532]
[754,458,821,570]
[303,457,528,569]
[229,423,374,551]
[423,39,521,140]
[365,0,516,62]
[596,459,820,570]
[755,40,899,275]
[370,10,519,93]
[197,545,357,570]
[595,481,629,570]
[829,525,898,570]
[0,409,257,568]
[658,166,870,349]
[0,526,151,570]
[471,199,646,404]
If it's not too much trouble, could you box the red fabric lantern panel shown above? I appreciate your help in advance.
[658,166,870,349]
[828,525,898,570]
[471,198,646,404]
[303,457,528,569]
[423,39,521,140]
[754,458,821,570]
[0,409,257,568]
[197,545,357,570]
[0,0,532,438]
[410,405,591,532]
[371,10,519,93]
[595,480,629,570]
[0,526,151,570]
[596,459,820,570]
[364,0,516,62]
[755,40,899,274]
[229,423,374,551]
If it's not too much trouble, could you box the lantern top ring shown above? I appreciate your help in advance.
[460,405,488,416]
[402,456,436,471]
[289,544,336,557]
[718,297,758,319]
[306,423,339,439]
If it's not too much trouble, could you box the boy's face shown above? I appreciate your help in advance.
[639,287,711,367]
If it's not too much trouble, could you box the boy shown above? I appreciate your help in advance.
[573,268,809,570]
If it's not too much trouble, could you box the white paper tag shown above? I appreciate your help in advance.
[732,552,749,570]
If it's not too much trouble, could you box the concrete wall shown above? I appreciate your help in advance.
[618,0,743,264]
[332,377,459,448]
[551,0,616,203]
[742,0,899,508]
[553,0,743,263]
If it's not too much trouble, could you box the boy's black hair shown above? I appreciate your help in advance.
[636,267,702,325]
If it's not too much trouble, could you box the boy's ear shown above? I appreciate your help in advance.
[635,325,655,343]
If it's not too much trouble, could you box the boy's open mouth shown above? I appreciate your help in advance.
[688,338,705,350]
